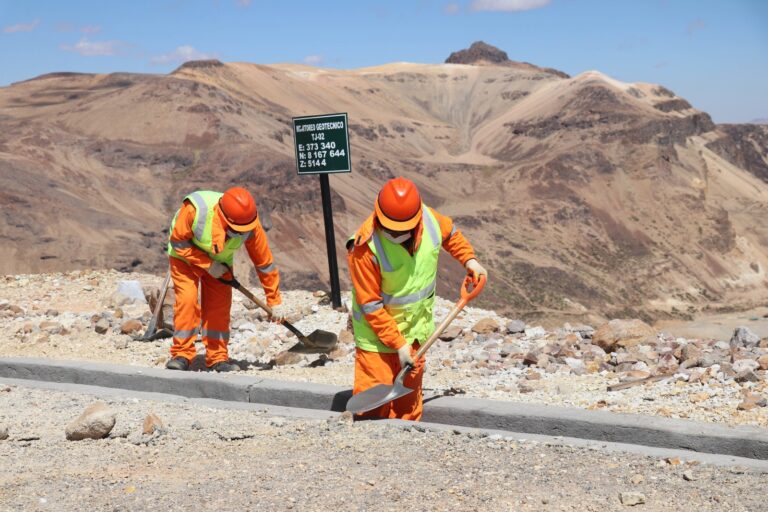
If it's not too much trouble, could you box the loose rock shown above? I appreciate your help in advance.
[143,413,165,435]
[439,325,462,341]
[730,327,760,349]
[65,401,116,441]
[338,329,355,345]
[472,317,499,334]
[272,351,303,366]
[94,318,110,335]
[619,491,646,506]
[505,319,526,334]
[120,319,143,335]
[594,319,655,352]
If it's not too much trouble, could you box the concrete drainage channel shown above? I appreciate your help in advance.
[2,357,768,464]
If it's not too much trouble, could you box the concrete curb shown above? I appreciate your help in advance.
[2,357,767,460]
[5,376,768,471]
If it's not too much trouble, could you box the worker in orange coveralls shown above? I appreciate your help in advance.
[165,187,285,372]
[346,177,488,420]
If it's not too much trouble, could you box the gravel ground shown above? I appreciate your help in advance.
[1,270,767,429]
[0,382,766,512]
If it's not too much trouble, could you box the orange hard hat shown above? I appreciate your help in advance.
[219,187,258,232]
[375,177,422,231]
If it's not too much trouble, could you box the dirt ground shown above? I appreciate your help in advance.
[0,383,766,512]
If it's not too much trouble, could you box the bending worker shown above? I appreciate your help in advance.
[347,177,488,420]
[165,187,285,372]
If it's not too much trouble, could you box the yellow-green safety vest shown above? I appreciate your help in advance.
[167,191,251,266]
[350,206,442,353]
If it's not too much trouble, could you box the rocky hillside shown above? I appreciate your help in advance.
[1,43,767,321]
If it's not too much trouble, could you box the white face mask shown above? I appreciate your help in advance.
[382,231,411,244]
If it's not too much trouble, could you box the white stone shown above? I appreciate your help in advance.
[733,359,759,373]
[524,326,547,339]
[115,280,147,305]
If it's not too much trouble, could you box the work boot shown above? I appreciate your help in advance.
[209,361,240,373]
[165,357,190,371]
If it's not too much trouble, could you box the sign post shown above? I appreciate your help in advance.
[292,113,351,309]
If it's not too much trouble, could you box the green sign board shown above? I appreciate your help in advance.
[292,113,351,175]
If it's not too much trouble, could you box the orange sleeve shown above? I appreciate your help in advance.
[244,220,281,306]
[347,242,407,351]
[169,202,215,269]
[430,208,476,265]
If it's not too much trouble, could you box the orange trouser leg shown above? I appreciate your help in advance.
[169,257,202,362]
[353,342,424,421]
[199,272,232,367]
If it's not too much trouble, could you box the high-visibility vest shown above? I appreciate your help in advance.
[350,206,441,353]
[167,191,251,266]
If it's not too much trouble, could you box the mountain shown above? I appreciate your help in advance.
[1,43,767,322]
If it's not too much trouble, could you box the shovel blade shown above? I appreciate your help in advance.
[286,339,335,354]
[303,329,338,350]
[345,381,414,414]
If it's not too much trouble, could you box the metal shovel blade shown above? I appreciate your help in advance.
[345,368,413,414]
[303,329,338,350]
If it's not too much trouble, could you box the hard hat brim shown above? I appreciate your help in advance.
[375,201,421,231]
[223,216,259,232]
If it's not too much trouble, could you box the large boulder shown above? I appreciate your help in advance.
[593,319,655,352]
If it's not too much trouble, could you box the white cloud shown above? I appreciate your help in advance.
[3,19,41,34]
[236,0,252,6]
[470,0,550,12]
[303,55,324,66]
[60,37,125,56]
[81,25,102,34]
[150,45,217,65]
[443,2,461,14]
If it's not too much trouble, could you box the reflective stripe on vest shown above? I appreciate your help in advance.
[167,191,247,266]
[350,205,441,353]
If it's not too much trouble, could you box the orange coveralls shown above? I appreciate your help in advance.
[169,200,281,368]
[347,207,476,420]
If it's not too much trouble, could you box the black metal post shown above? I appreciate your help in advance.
[319,174,342,309]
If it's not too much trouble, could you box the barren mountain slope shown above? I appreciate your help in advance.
[1,48,767,321]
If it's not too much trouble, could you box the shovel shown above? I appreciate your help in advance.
[136,269,173,341]
[346,274,486,415]
[218,273,338,352]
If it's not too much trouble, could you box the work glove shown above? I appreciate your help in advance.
[269,303,287,323]
[207,261,228,279]
[397,343,414,369]
[464,258,488,284]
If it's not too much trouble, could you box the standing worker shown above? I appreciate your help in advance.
[165,187,286,372]
[346,177,488,420]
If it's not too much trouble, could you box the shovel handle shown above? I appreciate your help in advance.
[217,269,308,341]
[140,268,171,341]
[413,274,486,362]
[460,274,486,305]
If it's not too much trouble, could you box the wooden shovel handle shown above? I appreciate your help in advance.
[217,273,308,341]
[413,275,486,361]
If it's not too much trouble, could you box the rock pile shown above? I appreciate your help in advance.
[2,270,767,425]
[435,317,767,390]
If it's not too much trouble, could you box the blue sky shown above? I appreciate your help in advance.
[1,0,766,122]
